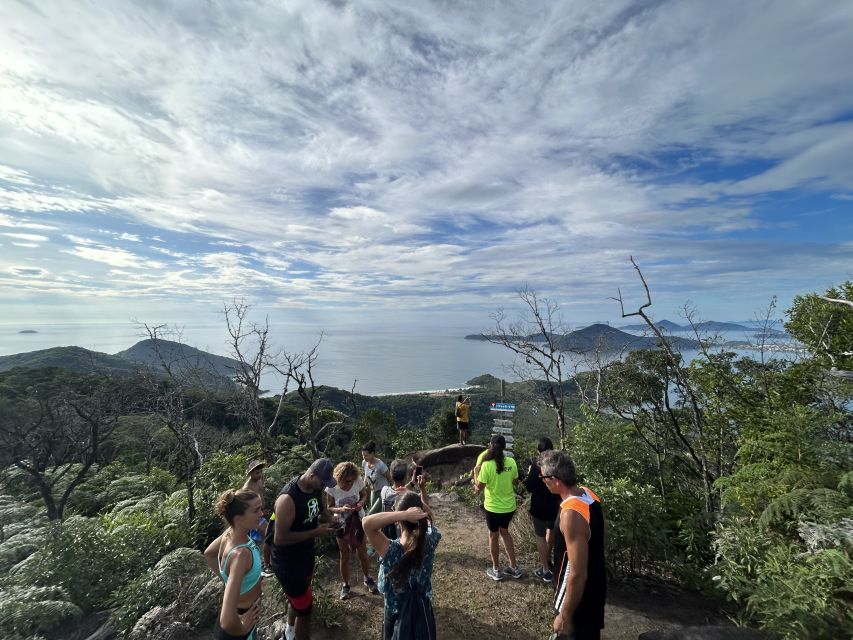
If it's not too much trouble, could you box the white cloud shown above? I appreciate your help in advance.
[1,232,49,242]
[0,1,850,321]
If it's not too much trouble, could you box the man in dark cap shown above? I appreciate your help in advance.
[272,458,338,640]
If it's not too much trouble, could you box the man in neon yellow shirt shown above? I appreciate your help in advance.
[475,435,523,581]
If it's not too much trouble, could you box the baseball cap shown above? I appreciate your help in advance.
[308,458,337,488]
[247,460,265,475]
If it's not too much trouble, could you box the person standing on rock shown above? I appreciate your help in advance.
[455,394,471,445]
[524,438,561,582]
[207,489,263,640]
[363,488,441,640]
[271,458,338,640]
[475,434,523,581]
[540,450,606,640]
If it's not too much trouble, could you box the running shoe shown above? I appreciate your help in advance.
[485,567,504,581]
[261,564,274,578]
[340,583,351,600]
[503,566,525,579]
[364,576,380,594]
[283,624,296,640]
[533,567,554,582]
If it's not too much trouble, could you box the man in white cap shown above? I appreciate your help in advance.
[272,458,338,640]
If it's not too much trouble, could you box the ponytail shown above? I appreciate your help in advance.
[386,491,429,589]
[483,434,506,473]
[215,489,258,526]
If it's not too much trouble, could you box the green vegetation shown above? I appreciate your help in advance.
[0,282,849,638]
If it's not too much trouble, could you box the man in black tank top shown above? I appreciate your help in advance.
[539,450,606,640]
[271,458,337,640]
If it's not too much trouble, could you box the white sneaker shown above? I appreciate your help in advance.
[284,624,296,640]
[485,567,504,581]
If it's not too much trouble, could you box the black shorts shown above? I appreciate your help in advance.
[214,613,254,640]
[271,554,314,615]
[485,509,515,532]
[531,514,555,537]
[457,421,469,431]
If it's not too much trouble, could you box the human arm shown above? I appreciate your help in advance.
[553,510,590,635]
[362,507,428,558]
[219,547,261,633]
[204,534,224,579]
[274,494,334,545]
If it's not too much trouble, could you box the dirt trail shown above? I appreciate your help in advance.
[294,496,732,639]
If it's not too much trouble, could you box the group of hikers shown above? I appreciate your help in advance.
[206,431,605,640]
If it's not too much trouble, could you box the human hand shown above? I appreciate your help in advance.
[416,474,425,489]
[316,522,337,536]
[401,507,427,523]
[552,613,571,636]
[239,598,261,628]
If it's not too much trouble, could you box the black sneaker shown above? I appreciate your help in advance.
[364,576,379,594]
[340,583,351,600]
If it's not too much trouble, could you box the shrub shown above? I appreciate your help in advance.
[0,584,82,640]
[596,477,670,576]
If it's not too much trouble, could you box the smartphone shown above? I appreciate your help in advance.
[415,465,424,477]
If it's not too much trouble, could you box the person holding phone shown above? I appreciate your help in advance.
[455,394,471,445]
[325,461,379,599]
[205,489,263,640]
[362,477,440,639]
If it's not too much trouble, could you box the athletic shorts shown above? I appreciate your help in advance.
[272,555,314,616]
[485,509,515,532]
[531,514,555,537]
[214,609,255,640]
[457,421,469,431]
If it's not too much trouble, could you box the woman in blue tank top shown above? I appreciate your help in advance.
[208,489,264,640]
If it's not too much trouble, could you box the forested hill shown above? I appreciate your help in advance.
[465,323,700,352]
[0,339,241,380]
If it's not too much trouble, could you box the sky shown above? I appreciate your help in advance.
[1,0,852,333]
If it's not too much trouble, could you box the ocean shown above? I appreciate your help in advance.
[0,321,794,396]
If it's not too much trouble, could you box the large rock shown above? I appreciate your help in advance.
[410,444,486,487]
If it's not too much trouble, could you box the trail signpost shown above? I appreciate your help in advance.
[489,401,516,453]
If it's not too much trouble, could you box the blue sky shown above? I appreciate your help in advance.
[1,0,852,331]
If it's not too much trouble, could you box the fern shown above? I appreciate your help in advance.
[0,584,82,639]
[758,488,851,532]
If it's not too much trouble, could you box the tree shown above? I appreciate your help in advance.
[132,323,217,525]
[612,258,720,512]
[786,281,853,373]
[484,287,576,447]
[222,300,292,462]
[0,368,131,520]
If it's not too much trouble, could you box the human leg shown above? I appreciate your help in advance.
[498,526,517,567]
[488,530,500,570]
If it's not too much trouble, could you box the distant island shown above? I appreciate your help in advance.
[619,319,788,336]
[466,322,794,353]
[17,329,38,334]
[466,323,701,352]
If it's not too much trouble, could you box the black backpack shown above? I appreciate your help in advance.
[391,581,436,640]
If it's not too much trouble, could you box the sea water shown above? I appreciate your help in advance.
[0,321,794,396]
